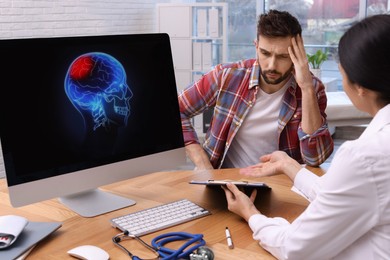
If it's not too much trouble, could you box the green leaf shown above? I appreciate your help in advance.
[307,49,328,69]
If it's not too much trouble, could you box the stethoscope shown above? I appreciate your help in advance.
[113,230,207,260]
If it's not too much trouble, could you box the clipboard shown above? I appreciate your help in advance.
[189,180,271,190]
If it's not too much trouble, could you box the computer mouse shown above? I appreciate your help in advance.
[67,245,109,260]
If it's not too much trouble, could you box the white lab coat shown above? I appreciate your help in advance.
[249,104,390,260]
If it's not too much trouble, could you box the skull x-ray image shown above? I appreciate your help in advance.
[65,52,133,132]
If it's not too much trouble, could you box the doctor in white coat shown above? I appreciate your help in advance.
[222,14,390,260]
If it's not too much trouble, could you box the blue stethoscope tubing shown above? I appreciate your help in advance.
[151,232,205,260]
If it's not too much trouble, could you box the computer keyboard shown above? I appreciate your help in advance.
[110,199,211,236]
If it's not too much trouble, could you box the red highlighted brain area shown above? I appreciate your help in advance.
[70,56,94,80]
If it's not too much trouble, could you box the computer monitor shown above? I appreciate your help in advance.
[0,33,186,217]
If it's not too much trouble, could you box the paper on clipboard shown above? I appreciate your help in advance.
[189,179,271,190]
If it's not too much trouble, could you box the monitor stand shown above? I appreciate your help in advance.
[59,189,135,217]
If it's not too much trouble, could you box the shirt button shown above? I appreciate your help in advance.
[294,114,298,118]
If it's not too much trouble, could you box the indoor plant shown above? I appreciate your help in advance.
[307,49,328,78]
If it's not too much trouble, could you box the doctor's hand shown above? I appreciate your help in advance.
[239,151,302,182]
[222,183,260,222]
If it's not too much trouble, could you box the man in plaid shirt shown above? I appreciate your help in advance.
[178,10,334,170]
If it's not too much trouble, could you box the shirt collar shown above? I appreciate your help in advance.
[360,104,390,139]
[249,60,261,89]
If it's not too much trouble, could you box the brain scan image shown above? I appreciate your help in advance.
[65,52,133,133]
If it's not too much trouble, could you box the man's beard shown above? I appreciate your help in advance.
[261,65,294,85]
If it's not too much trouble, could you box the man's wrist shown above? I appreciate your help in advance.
[300,84,315,94]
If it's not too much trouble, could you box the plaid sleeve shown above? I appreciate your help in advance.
[298,78,334,166]
[178,67,222,145]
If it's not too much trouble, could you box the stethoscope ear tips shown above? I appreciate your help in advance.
[113,230,129,243]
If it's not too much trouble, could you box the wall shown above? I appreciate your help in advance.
[0,0,165,178]
[0,0,160,39]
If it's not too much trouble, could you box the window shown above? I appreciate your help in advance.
[263,0,388,89]
[194,0,389,90]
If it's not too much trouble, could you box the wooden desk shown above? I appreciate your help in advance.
[0,167,326,260]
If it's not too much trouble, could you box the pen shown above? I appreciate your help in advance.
[225,226,234,249]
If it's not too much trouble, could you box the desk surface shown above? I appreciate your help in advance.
[0,167,326,260]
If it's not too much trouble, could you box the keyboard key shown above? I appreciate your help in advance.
[110,199,211,236]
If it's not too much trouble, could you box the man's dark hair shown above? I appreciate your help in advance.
[257,9,302,39]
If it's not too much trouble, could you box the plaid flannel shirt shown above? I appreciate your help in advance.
[178,59,334,168]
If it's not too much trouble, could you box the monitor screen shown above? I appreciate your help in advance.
[0,33,186,217]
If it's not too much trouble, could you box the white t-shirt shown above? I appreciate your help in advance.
[222,83,289,168]
[249,104,390,259]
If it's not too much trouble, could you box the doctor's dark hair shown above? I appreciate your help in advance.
[257,9,302,40]
[338,14,390,104]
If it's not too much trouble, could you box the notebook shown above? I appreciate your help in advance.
[0,221,62,260]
